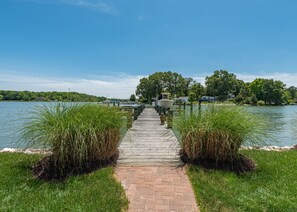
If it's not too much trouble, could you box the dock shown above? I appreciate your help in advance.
[117,108,181,166]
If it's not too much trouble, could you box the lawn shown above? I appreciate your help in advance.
[188,150,297,211]
[0,153,128,211]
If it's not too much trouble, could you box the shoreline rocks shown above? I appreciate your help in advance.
[0,148,51,155]
[240,145,297,151]
[0,145,296,154]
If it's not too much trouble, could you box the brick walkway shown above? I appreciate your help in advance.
[116,108,199,211]
[115,166,198,212]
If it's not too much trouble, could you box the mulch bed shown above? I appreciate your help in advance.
[32,151,119,182]
[180,150,256,174]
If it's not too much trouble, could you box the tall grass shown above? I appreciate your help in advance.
[175,105,267,162]
[293,115,297,142]
[21,103,123,177]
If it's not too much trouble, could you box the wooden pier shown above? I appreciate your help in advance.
[117,108,181,166]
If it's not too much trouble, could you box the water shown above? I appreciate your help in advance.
[0,102,46,149]
[0,102,296,149]
[172,104,297,147]
[245,106,297,146]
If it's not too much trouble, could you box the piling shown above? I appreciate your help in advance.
[166,110,173,128]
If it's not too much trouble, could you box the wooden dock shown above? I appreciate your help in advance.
[117,108,181,166]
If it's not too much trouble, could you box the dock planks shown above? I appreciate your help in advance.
[118,108,182,166]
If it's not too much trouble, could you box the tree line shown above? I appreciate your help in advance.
[0,90,106,102]
[135,70,297,106]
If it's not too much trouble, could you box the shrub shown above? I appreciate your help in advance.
[250,94,258,105]
[243,98,251,105]
[257,100,266,106]
[175,106,266,163]
[21,103,123,180]
[234,95,244,104]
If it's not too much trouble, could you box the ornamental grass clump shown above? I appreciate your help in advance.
[175,106,267,172]
[21,103,123,180]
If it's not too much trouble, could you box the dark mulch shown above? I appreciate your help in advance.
[180,150,256,174]
[32,151,119,182]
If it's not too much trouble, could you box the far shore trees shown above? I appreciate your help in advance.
[0,90,106,102]
[249,78,287,105]
[205,70,243,101]
[287,86,297,102]
[129,94,136,102]
[136,71,192,103]
[135,70,294,105]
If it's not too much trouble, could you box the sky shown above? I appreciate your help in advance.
[1,0,297,98]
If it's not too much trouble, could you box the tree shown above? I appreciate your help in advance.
[189,82,205,101]
[135,71,189,102]
[188,91,196,102]
[182,78,193,97]
[249,78,265,101]
[0,90,105,102]
[205,70,242,101]
[249,78,286,105]
[0,94,3,101]
[129,94,136,102]
[287,86,297,100]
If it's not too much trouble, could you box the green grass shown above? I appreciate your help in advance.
[0,153,128,211]
[188,150,297,211]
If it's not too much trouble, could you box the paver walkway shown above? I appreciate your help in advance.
[115,108,199,211]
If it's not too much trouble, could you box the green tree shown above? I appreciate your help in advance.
[205,70,242,101]
[249,78,286,105]
[0,94,3,101]
[135,71,189,102]
[287,86,297,100]
[249,78,265,101]
[0,90,105,102]
[188,91,196,102]
[182,78,193,97]
[129,94,136,102]
[189,82,205,101]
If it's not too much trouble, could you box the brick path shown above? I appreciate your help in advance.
[116,166,199,212]
[115,108,199,211]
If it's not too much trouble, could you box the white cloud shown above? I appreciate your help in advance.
[23,0,117,15]
[0,71,144,99]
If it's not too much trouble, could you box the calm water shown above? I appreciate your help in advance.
[0,102,297,149]
[173,104,297,147]
[0,102,45,148]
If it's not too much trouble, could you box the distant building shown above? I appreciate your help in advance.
[175,96,189,103]
[200,96,217,102]
[228,94,235,98]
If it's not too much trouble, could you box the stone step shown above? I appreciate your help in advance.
[117,158,181,163]
[119,155,179,159]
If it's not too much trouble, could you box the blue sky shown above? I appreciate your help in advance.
[1,0,297,98]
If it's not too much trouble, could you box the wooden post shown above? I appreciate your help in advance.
[160,113,165,125]
[118,102,120,107]
[183,102,186,110]
[133,107,138,120]
[166,110,173,128]
[113,102,115,106]
[190,103,193,114]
